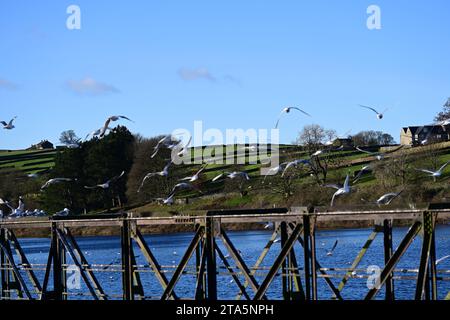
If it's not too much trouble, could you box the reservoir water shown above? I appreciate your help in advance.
[11,225,450,300]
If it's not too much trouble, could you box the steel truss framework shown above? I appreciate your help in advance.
[0,205,449,300]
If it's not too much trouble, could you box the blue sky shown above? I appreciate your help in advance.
[1,0,449,149]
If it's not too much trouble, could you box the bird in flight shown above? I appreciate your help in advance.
[275,107,311,129]
[324,175,352,207]
[327,240,339,256]
[362,191,403,206]
[282,159,311,177]
[99,115,134,138]
[1,116,17,130]
[359,105,388,120]
[416,162,450,182]
[180,165,207,183]
[84,171,125,190]
[212,171,250,182]
[137,161,172,193]
[353,165,372,183]
[41,178,76,190]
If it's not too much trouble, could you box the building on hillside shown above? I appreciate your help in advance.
[400,125,450,146]
[29,140,54,150]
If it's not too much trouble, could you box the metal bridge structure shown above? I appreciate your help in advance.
[0,204,449,301]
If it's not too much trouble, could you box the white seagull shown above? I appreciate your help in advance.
[1,116,17,130]
[359,105,388,120]
[180,165,207,183]
[436,255,450,266]
[99,115,134,138]
[416,162,450,182]
[324,175,352,207]
[353,165,372,183]
[85,171,125,190]
[137,161,172,192]
[212,171,250,182]
[327,240,339,256]
[356,147,385,161]
[41,178,76,190]
[275,107,311,129]
[54,208,70,217]
[170,182,201,195]
[282,159,311,177]
[262,163,288,183]
[363,191,403,206]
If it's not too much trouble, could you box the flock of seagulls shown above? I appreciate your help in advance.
[2,103,450,216]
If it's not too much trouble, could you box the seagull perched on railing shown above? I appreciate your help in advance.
[415,162,450,182]
[212,171,250,182]
[99,115,134,138]
[359,105,388,120]
[137,161,172,192]
[85,171,125,189]
[324,175,351,207]
[362,191,403,206]
[54,208,70,217]
[1,116,17,130]
[275,107,311,129]
[41,178,76,190]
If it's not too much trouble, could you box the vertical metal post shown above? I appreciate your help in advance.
[51,222,63,301]
[303,216,311,301]
[415,212,434,300]
[280,222,289,300]
[0,228,9,300]
[310,218,318,301]
[383,219,395,301]
[205,217,217,301]
[429,232,438,301]
[195,224,206,300]
[121,218,133,300]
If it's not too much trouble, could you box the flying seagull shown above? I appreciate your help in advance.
[327,240,339,257]
[362,191,403,206]
[85,171,125,190]
[212,171,250,182]
[170,182,200,195]
[416,162,450,182]
[41,178,76,190]
[436,255,450,266]
[99,115,134,138]
[282,159,311,177]
[353,165,372,183]
[324,175,351,207]
[180,165,207,183]
[1,116,17,130]
[359,105,388,120]
[275,107,311,129]
[355,145,404,161]
[137,161,172,192]
[262,163,288,183]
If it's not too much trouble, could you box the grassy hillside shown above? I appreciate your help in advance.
[0,149,56,174]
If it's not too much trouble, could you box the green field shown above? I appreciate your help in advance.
[0,149,57,174]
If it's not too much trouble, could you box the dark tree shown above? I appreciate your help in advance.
[59,130,81,145]
[435,98,450,122]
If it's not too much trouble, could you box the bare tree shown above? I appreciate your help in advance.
[435,97,450,122]
[59,130,81,145]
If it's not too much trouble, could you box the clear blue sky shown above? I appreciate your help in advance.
[1,0,449,149]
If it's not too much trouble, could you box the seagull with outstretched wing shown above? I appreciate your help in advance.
[275,107,311,129]
[281,159,311,177]
[359,104,388,120]
[416,162,449,182]
[327,240,339,256]
[1,116,17,130]
[99,115,134,138]
[84,171,125,190]
[41,178,76,190]
[324,175,351,207]
[180,165,207,183]
[138,161,172,192]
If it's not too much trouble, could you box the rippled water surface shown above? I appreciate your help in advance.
[11,225,450,300]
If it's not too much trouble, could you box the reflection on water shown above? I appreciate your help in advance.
[11,225,450,300]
